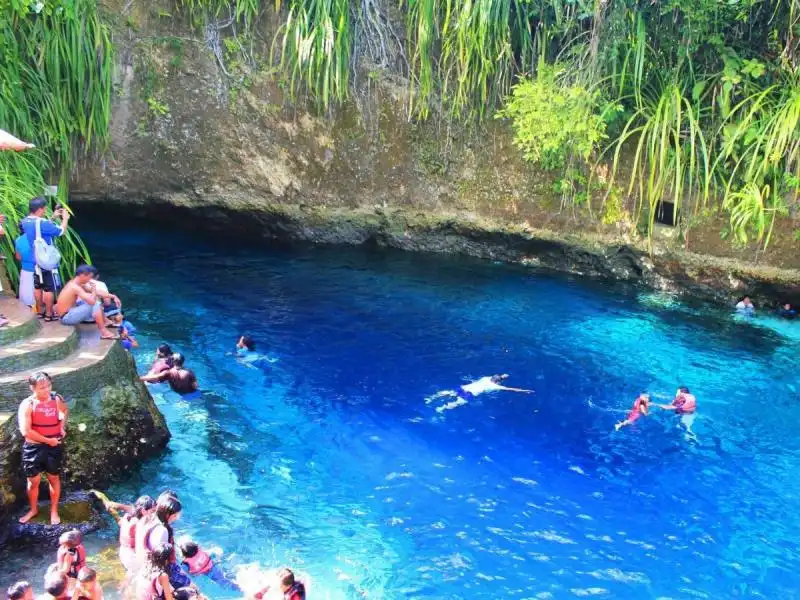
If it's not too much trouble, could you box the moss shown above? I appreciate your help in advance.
[28,501,92,524]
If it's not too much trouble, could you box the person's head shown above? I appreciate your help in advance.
[134,495,156,519]
[157,344,172,359]
[179,540,199,558]
[172,353,185,368]
[6,581,32,600]
[155,494,182,526]
[76,568,97,590]
[43,571,67,598]
[58,529,82,548]
[490,374,509,384]
[28,197,47,217]
[146,543,173,573]
[783,303,792,310]
[173,588,203,600]
[277,568,297,592]
[639,392,650,404]
[743,296,752,305]
[75,264,97,284]
[28,371,52,400]
[159,489,179,501]
[678,386,690,395]
[237,335,255,351]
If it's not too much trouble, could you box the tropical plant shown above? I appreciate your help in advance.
[497,62,611,170]
[0,0,113,283]
[723,183,787,250]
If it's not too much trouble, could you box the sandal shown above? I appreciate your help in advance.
[44,315,58,322]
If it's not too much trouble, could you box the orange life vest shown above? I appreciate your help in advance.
[29,393,62,438]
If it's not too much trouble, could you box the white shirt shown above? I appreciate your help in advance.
[736,301,754,311]
[461,377,504,396]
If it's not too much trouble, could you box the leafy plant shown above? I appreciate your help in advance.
[723,182,787,249]
[497,63,611,170]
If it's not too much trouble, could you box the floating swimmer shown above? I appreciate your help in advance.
[656,386,698,439]
[253,568,306,600]
[614,392,650,431]
[178,539,241,592]
[429,374,534,413]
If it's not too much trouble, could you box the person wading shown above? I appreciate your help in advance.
[17,372,68,524]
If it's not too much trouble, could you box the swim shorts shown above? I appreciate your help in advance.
[34,269,61,293]
[21,440,64,477]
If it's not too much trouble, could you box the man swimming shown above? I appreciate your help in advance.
[429,374,534,413]
[614,392,650,431]
[140,353,199,395]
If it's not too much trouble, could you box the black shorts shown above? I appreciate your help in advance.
[34,269,61,293]
[21,440,64,478]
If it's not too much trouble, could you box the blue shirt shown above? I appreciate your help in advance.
[21,216,63,248]
[14,235,35,272]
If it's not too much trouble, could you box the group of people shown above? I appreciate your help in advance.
[735,295,797,319]
[11,371,305,600]
[2,198,139,349]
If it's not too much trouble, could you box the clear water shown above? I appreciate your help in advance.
[2,228,799,599]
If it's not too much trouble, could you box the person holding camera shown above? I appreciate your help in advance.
[21,197,70,321]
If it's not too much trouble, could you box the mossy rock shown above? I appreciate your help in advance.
[0,371,169,532]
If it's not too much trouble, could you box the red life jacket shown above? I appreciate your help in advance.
[183,549,213,575]
[139,573,165,600]
[57,543,87,578]
[120,514,137,549]
[30,393,62,438]
[285,582,306,600]
[674,393,697,414]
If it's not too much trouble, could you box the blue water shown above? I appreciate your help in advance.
[3,228,800,599]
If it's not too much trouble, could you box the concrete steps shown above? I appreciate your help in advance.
[0,297,118,412]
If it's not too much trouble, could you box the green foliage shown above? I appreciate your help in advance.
[497,63,611,170]
[275,0,351,110]
[723,183,787,249]
[0,0,113,281]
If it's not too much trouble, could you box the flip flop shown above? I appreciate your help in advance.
[44,315,58,322]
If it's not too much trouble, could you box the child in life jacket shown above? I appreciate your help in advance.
[253,568,306,600]
[137,543,175,600]
[615,392,650,431]
[57,531,87,585]
[71,568,103,600]
[5,580,33,600]
[178,540,240,592]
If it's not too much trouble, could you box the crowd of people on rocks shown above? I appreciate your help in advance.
[10,369,306,600]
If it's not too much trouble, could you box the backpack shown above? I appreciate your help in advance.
[33,217,61,270]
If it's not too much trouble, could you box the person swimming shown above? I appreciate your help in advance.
[236,335,256,355]
[141,353,199,396]
[614,392,650,431]
[428,374,534,413]
[656,386,698,439]
[178,540,240,592]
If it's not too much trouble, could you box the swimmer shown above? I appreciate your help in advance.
[253,568,306,600]
[236,335,256,355]
[429,374,534,413]
[94,492,155,572]
[41,571,69,600]
[6,581,33,600]
[735,296,755,316]
[72,567,103,600]
[141,353,199,396]
[656,386,697,438]
[57,530,87,585]
[179,540,240,592]
[614,392,650,431]
[147,345,174,377]
[136,544,175,600]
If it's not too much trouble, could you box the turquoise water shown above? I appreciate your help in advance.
[2,228,799,599]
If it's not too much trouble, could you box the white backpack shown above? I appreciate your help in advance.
[33,217,62,271]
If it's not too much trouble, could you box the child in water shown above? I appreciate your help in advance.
[615,392,650,431]
[253,568,306,600]
[93,491,156,572]
[57,530,87,585]
[72,567,103,600]
[179,540,241,592]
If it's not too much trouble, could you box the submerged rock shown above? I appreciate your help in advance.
[2,491,105,545]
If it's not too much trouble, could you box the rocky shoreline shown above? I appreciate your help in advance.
[71,198,800,309]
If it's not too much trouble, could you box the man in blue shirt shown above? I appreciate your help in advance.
[14,224,36,307]
[21,197,70,320]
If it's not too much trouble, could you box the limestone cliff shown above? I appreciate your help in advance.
[70,0,799,305]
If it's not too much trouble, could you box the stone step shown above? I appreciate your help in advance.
[0,326,118,412]
[0,297,41,346]
[0,320,80,376]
